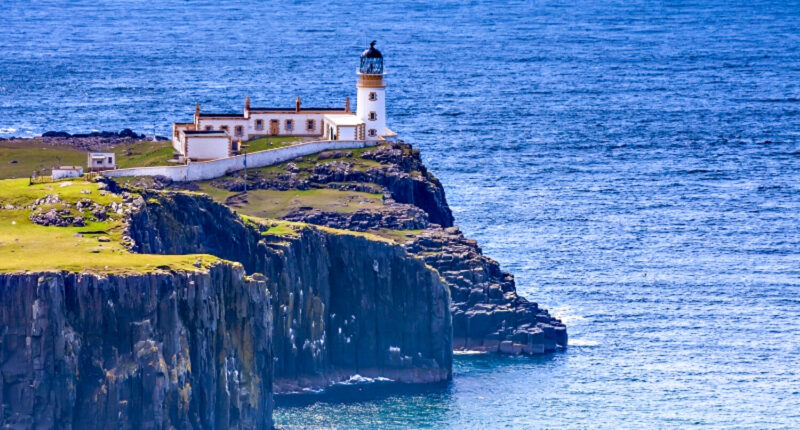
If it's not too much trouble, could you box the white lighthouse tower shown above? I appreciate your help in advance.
[356,41,387,140]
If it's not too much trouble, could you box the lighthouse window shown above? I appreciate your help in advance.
[234,125,243,136]
[368,111,377,121]
[306,119,315,131]
[255,119,263,131]
[369,92,377,101]
[368,128,377,137]
[285,119,294,131]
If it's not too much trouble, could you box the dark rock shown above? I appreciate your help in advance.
[29,208,86,227]
[118,128,140,138]
[283,202,429,231]
[126,191,453,392]
[405,227,567,353]
[42,131,71,138]
[0,265,274,429]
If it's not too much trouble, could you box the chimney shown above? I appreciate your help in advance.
[244,95,251,118]
[296,96,301,113]
[345,97,351,112]
[194,103,200,128]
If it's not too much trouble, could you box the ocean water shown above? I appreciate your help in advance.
[2,0,800,428]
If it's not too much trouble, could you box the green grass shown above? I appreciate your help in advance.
[114,140,176,168]
[242,136,302,153]
[0,178,218,273]
[0,141,87,179]
[223,188,384,219]
[245,216,396,244]
[196,182,237,203]
[0,139,177,179]
[372,229,425,243]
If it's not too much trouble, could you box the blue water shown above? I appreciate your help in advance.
[2,0,800,428]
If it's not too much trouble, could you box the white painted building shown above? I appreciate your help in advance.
[87,152,116,171]
[172,41,395,161]
[52,166,83,180]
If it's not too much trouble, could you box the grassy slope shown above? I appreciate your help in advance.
[0,140,423,274]
[0,140,177,179]
[190,144,426,243]
[242,136,302,153]
[247,217,414,245]
[0,141,87,179]
[114,140,175,169]
[196,146,387,216]
[0,178,217,273]
[226,188,384,219]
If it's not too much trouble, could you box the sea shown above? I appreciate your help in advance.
[2,0,799,428]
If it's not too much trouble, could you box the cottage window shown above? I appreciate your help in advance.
[220,125,229,133]
[235,125,243,136]
[368,128,377,137]
[107,157,113,163]
[369,92,377,101]
[205,125,213,131]
[368,111,377,121]
[285,119,294,131]
[255,119,263,130]
[306,119,315,131]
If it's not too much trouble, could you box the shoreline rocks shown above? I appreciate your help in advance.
[1,128,168,151]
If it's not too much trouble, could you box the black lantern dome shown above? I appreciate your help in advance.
[359,41,384,75]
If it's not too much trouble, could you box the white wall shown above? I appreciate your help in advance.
[103,140,376,182]
[337,126,356,141]
[52,168,83,180]
[186,136,230,160]
[357,87,386,140]
[198,112,331,141]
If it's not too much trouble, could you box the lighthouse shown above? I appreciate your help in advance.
[356,41,386,140]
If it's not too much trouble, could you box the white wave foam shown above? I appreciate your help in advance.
[453,350,489,356]
[568,338,599,347]
[550,305,586,325]
[337,374,394,386]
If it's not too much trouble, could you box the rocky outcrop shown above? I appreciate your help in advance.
[127,191,453,393]
[283,200,429,231]
[406,228,567,354]
[1,130,167,151]
[207,143,568,355]
[211,143,455,228]
[0,263,273,429]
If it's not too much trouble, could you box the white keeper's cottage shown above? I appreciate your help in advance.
[172,41,395,162]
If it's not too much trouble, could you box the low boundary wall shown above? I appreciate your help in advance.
[102,140,376,182]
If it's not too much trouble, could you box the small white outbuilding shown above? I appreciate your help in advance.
[88,152,116,171]
[51,166,84,180]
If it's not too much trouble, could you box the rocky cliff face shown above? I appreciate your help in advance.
[406,228,566,354]
[127,192,452,393]
[208,143,568,355]
[0,264,273,429]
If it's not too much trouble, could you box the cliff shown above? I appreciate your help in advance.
[127,191,453,393]
[0,264,273,429]
[0,175,453,426]
[166,143,567,354]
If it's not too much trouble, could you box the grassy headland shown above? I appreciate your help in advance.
[0,178,216,273]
